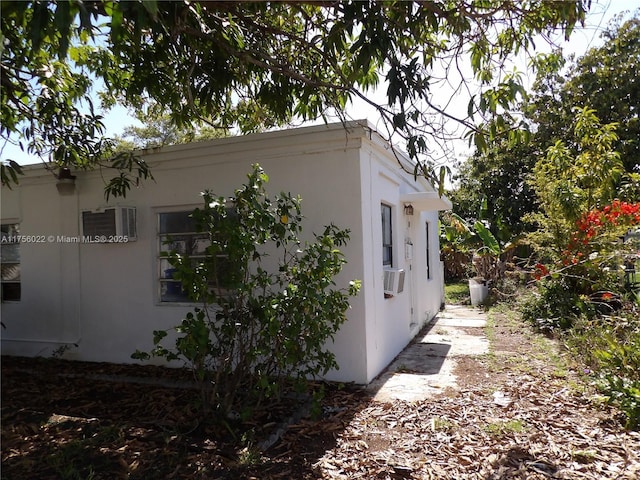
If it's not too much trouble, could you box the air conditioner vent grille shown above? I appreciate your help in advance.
[383,268,405,296]
[81,207,137,241]
[82,209,116,237]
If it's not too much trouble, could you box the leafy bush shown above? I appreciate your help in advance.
[566,312,640,429]
[596,363,640,430]
[513,98,640,430]
[519,276,594,331]
[525,194,640,428]
[521,197,639,331]
[439,212,504,282]
[133,165,360,418]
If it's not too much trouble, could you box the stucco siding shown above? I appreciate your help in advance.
[1,121,447,384]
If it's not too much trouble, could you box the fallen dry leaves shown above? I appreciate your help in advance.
[304,382,639,479]
[2,310,639,479]
[277,311,640,479]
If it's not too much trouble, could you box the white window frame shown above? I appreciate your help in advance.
[381,203,393,267]
[425,221,431,280]
[156,208,208,304]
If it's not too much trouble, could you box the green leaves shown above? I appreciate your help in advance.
[141,0,159,20]
[455,14,640,274]
[533,107,627,233]
[473,221,500,256]
[0,160,23,188]
[591,329,640,430]
[2,1,591,196]
[529,15,640,178]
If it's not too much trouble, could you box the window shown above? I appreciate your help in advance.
[158,211,210,303]
[1,223,21,301]
[158,208,237,303]
[425,221,431,280]
[381,204,393,266]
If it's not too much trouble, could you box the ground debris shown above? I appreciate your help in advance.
[2,311,639,479]
[300,311,640,479]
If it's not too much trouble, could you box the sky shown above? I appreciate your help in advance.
[3,0,636,167]
[332,0,636,167]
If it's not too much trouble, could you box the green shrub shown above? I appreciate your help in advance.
[592,322,640,429]
[596,375,640,430]
[133,165,360,418]
[519,276,594,331]
[567,312,640,429]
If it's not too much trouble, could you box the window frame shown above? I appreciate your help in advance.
[425,221,431,280]
[381,203,393,267]
[156,206,237,304]
[156,208,208,304]
[1,222,21,302]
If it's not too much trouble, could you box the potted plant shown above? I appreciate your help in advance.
[440,212,503,306]
[467,221,500,305]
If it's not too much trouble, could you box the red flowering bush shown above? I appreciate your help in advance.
[547,200,640,271]
[533,262,549,281]
[523,110,640,430]
[576,200,640,241]
[530,200,639,317]
[534,201,640,277]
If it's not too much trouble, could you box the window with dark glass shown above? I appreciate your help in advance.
[425,221,431,280]
[158,211,210,303]
[158,209,238,303]
[1,223,21,301]
[381,204,393,266]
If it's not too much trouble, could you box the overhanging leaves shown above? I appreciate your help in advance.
[2,1,590,195]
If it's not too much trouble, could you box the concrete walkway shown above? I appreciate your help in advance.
[367,305,488,402]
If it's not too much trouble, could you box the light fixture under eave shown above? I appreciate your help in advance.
[56,167,77,195]
[404,204,414,216]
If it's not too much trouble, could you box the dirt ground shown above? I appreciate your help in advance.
[2,310,639,479]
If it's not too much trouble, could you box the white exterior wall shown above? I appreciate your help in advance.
[358,138,447,382]
[1,121,448,384]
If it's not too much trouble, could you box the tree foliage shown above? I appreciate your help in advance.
[439,212,503,281]
[528,13,640,176]
[113,109,228,152]
[529,107,629,255]
[522,108,638,331]
[451,11,640,239]
[449,136,540,239]
[2,0,590,195]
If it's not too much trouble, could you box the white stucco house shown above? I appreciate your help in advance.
[0,120,451,384]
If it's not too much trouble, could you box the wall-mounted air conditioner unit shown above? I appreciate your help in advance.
[81,206,137,242]
[384,268,405,296]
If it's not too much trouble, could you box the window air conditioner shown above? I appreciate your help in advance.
[384,268,405,296]
[81,206,137,241]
